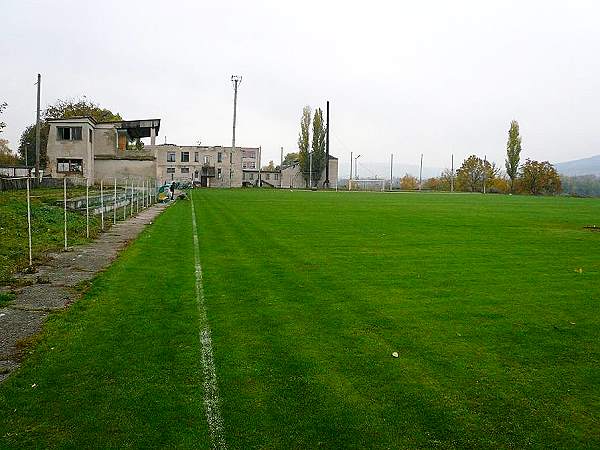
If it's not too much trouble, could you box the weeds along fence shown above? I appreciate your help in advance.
[5,175,159,268]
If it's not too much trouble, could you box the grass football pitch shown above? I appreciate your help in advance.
[1,190,599,448]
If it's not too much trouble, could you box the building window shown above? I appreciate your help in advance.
[194,152,199,162]
[57,126,82,141]
[88,129,93,143]
[167,152,176,162]
[166,167,175,174]
[266,173,271,180]
[217,152,222,163]
[181,152,190,162]
[217,168,222,179]
[242,150,256,158]
[181,167,190,174]
[249,173,254,180]
[57,158,83,173]
[229,152,232,163]
[204,155,210,164]
[275,173,279,180]
[246,161,256,169]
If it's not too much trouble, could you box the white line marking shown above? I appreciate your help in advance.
[190,193,227,449]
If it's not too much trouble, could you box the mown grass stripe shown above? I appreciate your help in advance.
[190,192,227,450]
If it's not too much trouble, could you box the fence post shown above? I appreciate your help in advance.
[113,177,117,224]
[63,178,67,250]
[86,179,90,238]
[100,179,104,231]
[123,179,127,220]
[130,182,134,217]
[26,176,33,267]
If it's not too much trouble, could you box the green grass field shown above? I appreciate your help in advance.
[1,190,599,448]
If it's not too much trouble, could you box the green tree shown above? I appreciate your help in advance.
[505,120,522,192]
[518,159,561,195]
[297,106,311,187]
[283,152,298,167]
[0,102,7,134]
[456,155,498,192]
[311,108,326,187]
[17,97,123,168]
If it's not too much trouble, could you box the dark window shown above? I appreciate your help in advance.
[194,152,199,162]
[217,168,222,179]
[89,129,93,143]
[166,167,175,174]
[249,173,254,180]
[181,152,190,162]
[181,167,190,174]
[217,152,222,163]
[167,152,176,162]
[57,126,82,141]
[266,173,270,180]
[229,153,232,163]
[57,158,83,173]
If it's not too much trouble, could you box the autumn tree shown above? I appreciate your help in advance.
[18,97,123,168]
[505,120,522,192]
[518,159,561,195]
[297,106,311,187]
[262,160,276,171]
[400,174,418,190]
[456,155,498,192]
[0,139,19,165]
[282,152,298,167]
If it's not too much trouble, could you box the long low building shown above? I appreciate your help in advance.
[45,116,337,188]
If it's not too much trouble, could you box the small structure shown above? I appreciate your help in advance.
[281,156,338,189]
[46,117,160,183]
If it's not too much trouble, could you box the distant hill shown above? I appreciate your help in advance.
[554,155,600,176]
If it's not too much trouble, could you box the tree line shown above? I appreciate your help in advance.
[418,121,562,195]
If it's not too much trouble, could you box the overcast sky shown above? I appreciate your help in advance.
[2,0,600,177]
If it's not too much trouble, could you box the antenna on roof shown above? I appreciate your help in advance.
[164,136,167,145]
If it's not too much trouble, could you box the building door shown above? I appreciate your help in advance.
[201,176,208,187]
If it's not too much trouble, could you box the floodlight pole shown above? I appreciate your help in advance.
[35,74,41,180]
[230,75,242,188]
[354,154,361,180]
[349,151,353,191]
[390,153,393,192]
[451,153,454,192]
[419,153,423,191]
[325,100,330,188]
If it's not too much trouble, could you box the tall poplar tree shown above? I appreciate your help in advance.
[297,105,311,187]
[311,108,326,187]
[505,120,522,192]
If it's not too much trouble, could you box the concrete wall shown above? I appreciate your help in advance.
[93,125,118,156]
[94,158,155,182]
[281,158,338,188]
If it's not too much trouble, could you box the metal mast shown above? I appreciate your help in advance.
[325,100,330,188]
[35,74,41,180]
[230,75,242,188]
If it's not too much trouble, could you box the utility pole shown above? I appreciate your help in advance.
[325,100,330,188]
[349,151,353,191]
[258,145,262,187]
[483,154,487,194]
[451,153,454,192]
[419,153,423,191]
[390,153,393,192]
[35,74,41,180]
[230,75,242,188]
[309,151,313,188]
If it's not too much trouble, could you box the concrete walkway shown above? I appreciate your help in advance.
[0,202,169,382]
